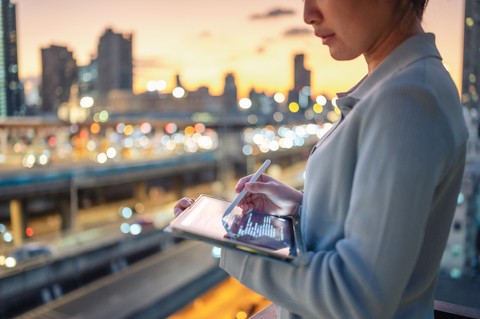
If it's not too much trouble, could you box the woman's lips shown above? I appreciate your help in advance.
[320,34,335,45]
[315,30,335,45]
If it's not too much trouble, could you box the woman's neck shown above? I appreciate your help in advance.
[364,18,424,75]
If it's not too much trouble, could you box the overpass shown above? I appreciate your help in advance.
[1,237,227,319]
[0,139,312,246]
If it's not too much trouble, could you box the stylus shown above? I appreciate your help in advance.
[223,159,271,219]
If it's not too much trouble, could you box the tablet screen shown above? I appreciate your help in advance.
[167,194,300,261]
[229,210,294,252]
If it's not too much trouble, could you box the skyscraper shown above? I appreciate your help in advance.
[0,0,21,117]
[96,28,133,98]
[442,0,480,278]
[223,73,238,113]
[462,0,480,111]
[289,53,311,107]
[78,58,97,98]
[40,45,77,113]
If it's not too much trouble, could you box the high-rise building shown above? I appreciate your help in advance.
[96,28,133,98]
[78,58,97,98]
[442,0,480,278]
[223,73,238,113]
[294,54,311,91]
[0,0,21,117]
[40,45,77,113]
[462,0,480,111]
[289,53,311,107]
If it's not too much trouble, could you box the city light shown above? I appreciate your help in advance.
[99,110,109,122]
[129,224,142,235]
[304,109,315,120]
[288,102,300,113]
[90,123,101,134]
[140,122,152,134]
[124,124,134,136]
[194,122,206,133]
[5,257,16,268]
[273,111,284,122]
[184,126,195,136]
[25,227,34,237]
[3,232,13,243]
[172,87,185,98]
[247,114,258,124]
[331,97,339,107]
[96,153,108,164]
[146,80,167,92]
[316,95,327,106]
[274,92,285,103]
[327,111,341,123]
[80,96,94,108]
[466,17,474,28]
[120,223,130,234]
[106,147,117,159]
[458,192,465,205]
[313,103,323,114]
[22,154,36,168]
[164,122,177,134]
[238,98,252,110]
[301,86,311,96]
[37,153,49,165]
[116,123,126,134]
[242,145,253,156]
[120,207,133,219]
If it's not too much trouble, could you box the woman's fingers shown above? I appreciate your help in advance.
[173,197,194,216]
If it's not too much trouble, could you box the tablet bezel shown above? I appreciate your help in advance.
[165,194,305,265]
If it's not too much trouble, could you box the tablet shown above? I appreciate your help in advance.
[164,194,306,265]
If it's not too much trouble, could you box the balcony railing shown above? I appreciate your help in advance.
[249,301,480,319]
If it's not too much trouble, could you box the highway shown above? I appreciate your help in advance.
[0,161,307,318]
[16,241,229,319]
[0,151,217,200]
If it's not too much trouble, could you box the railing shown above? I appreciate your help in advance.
[434,301,480,319]
[249,302,480,319]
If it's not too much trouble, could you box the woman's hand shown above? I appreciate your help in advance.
[173,197,195,217]
[235,173,303,216]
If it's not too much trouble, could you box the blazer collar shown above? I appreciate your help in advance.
[335,32,442,111]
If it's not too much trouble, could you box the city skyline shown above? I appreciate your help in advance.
[15,0,465,99]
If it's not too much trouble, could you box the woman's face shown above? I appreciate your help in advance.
[304,0,401,62]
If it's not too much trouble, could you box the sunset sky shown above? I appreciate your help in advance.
[14,0,465,99]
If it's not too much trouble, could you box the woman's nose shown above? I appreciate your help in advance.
[303,0,321,25]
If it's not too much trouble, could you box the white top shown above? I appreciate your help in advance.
[220,32,469,319]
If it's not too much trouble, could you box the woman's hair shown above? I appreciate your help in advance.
[411,0,429,19]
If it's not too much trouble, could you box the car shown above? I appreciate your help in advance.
[8,242,54,264]
[120,216,156,235]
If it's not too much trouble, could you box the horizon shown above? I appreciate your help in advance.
[15,0,465,100]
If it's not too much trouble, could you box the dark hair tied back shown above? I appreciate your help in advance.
[412,0,429,19]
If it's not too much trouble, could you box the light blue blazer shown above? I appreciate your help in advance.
[221,33,469,319]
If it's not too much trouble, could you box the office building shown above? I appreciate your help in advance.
[462,0,480,111]
[96,28,133,98]
[223,73,238,113]
[78,58,97,98]
[442,0,480,278]
[40,45,77,113]
[0,0,21,116]
[289,53,311,108]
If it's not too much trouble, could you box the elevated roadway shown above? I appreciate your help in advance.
[15,241,228,319]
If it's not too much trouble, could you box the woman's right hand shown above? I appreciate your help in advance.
[173,197,195,217]
[235,173,303,217]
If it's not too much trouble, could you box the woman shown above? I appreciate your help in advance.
[174,0,468,317]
